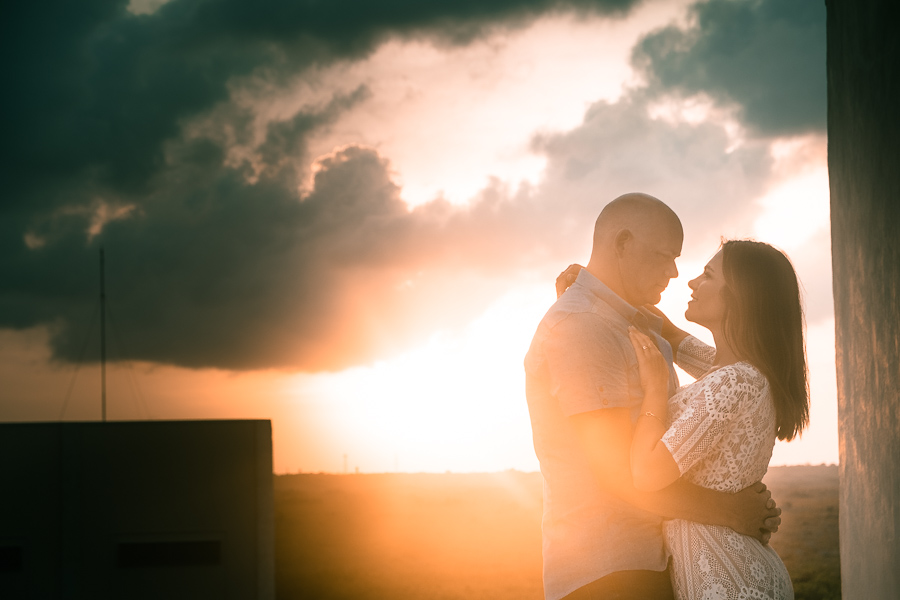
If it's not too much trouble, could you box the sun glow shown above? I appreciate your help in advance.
[283,286,553,473]
[6,3,839,477]
[753,168,830,251]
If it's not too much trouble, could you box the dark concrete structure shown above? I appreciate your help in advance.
[0,420,274,599]
[828,1,900,597]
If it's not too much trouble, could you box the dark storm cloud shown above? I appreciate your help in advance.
[0,0,647,370]
[3,0,797,372]
[631,0,826,137]
[3,91,769,372]
[12,142,560,372]
[4,0,642,205]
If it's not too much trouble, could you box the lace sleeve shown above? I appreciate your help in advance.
[676,335,716,379]
[661,365,755,476]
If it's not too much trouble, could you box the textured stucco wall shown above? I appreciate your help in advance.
[828,1,900,597]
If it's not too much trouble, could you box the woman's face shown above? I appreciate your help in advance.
[685,250,728,329]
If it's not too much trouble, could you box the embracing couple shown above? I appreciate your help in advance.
[525,193,807,600]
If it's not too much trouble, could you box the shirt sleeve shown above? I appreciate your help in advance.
[660,365,755,475]
[542,312,633,417]
[676,335,716,379]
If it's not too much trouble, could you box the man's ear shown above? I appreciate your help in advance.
[613,229,633,257]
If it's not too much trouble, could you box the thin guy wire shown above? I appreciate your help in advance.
[107,304,151,420]
[59,302,99,420]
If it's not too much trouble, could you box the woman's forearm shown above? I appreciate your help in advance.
[631,389,680,491]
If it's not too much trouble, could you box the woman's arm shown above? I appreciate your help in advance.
[570,328,780,542]
[642,304,690,351]
[627,328,681,491]
[570,407,781,543]
[642,305,717,376]
[676,335,717,378]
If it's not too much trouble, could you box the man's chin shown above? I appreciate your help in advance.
[646,293,663,306]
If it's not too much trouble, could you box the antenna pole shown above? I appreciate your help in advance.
[100,246,107,422]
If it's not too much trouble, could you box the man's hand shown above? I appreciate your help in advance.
[729,482,782,544]
[555,264,584,298]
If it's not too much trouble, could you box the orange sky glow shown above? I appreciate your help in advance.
[1,0,835,473]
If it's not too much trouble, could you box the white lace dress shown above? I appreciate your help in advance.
[661,336,794,600]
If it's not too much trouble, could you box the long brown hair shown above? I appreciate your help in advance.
[720,240,809,441]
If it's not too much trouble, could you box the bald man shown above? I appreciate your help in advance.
[524,194,780,600]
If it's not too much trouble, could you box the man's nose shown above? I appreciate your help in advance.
[666,261,679,279]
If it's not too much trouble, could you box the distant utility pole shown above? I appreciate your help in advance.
[100,246,107,422]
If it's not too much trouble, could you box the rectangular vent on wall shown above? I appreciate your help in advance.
[117,541,221,568]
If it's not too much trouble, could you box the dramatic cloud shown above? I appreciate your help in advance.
[531,92,772,253]
[631,0,826,137]
[2,0,819,372]
[4,0,643,205]
[3,90,775,371]
[1,0,654,370]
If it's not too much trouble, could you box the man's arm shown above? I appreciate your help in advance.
[570,408,781,543]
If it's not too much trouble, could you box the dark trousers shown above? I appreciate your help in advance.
[561,568,675,600]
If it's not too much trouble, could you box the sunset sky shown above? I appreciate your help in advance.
[1,0,833,473]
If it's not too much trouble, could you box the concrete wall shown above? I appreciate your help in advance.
[0,420,274,600]
[828,1,900,597]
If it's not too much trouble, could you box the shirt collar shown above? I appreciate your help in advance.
[573,269,663,334]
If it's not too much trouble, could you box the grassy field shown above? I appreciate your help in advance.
[274,465,840,600]
[761,465,841,599]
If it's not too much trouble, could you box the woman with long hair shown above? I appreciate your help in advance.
[628,239,808,599]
